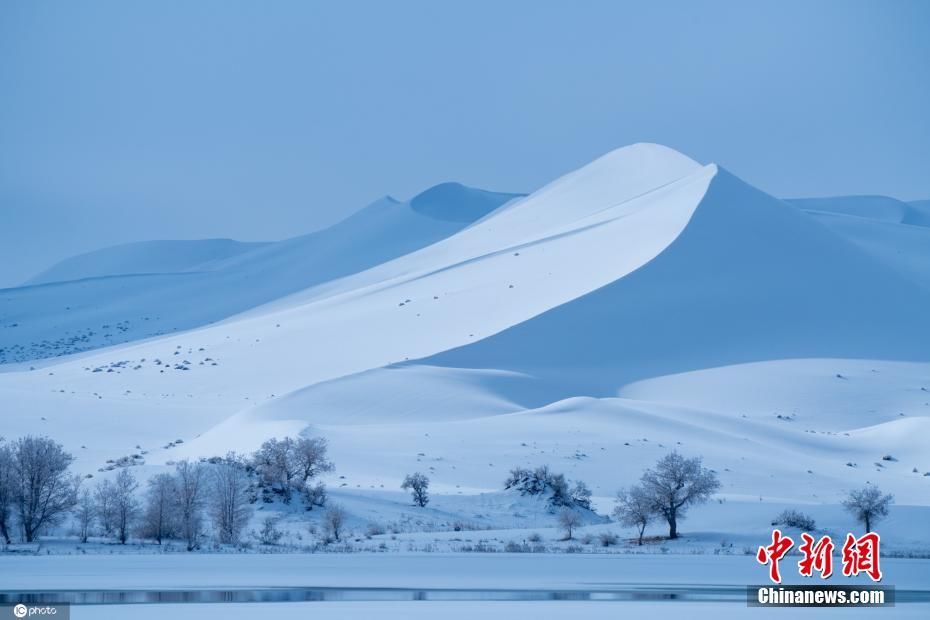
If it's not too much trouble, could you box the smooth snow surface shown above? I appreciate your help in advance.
[24,238,270,285]
[1,143,928,550]
[1,186,520,363]
[790,196,930,286]
[788,195,930,227]
[410,182,525,222]
[73,601,930,620]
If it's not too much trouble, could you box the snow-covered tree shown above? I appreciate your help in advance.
[112,468,140,544]
[10,435,79,542]
[252,436,333,505]
[639,452,719,539]
[842,486,893,533]
[208,453,253,545]
[74,488,96,543]
[0,441,14,544]
[94,479,117,538]
[173,460,205,551]
[401,472,430,507]
[324,504,347,542]
[253,437,298,501]
[141,473,176,544]
[613,485,654,545]
[293,437,334,486]
[557,508,581,540]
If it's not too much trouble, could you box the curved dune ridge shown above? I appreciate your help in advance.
[5,142,928,400]
[410,182,526,223]
[1,143,929,510]
[791,196,930,286]
[788,195,930,227]
[0,186,521,364]
[425,166,930,387]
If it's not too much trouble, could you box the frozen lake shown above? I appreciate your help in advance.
[3,553,928,590]
[2,553,928,618]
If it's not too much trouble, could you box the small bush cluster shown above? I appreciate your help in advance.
[504,465,592,510]
[771,509,817,531]
[257,517,284,545]
[251,436,334,508]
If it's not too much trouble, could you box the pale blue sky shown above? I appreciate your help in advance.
[1,0,928,286]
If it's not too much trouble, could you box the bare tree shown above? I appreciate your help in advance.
[141,473,176,544]
[10,436,79,542]
[112,468,139,544]
[0,442,14,544]
[74,488,96,543]
[401,472,430,507]
[252,438,298,502]
[94,478,117,538]
[324,504,347,542]
[613,485,654,545]
[252,436,333,505]
[842,486,893,533]
[558,508,581,540]
[293,437,334,486]
[639,452,720,539]
[174,460,205,550]
[209,453,253,545]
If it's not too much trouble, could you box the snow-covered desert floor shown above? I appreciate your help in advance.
[2,144,929,617]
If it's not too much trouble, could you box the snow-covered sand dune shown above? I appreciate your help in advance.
[24,238,271,285]
[425,167,930,385]
[1,185,520,363]
[788,195,930,227]
[1,143,928,541]
[788,195,930,287]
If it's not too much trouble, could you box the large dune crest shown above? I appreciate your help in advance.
[1,144,927,511]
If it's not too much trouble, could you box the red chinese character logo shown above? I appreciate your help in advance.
[841,532,882,582]
[757,529,794,583]
[798,533,834,579]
